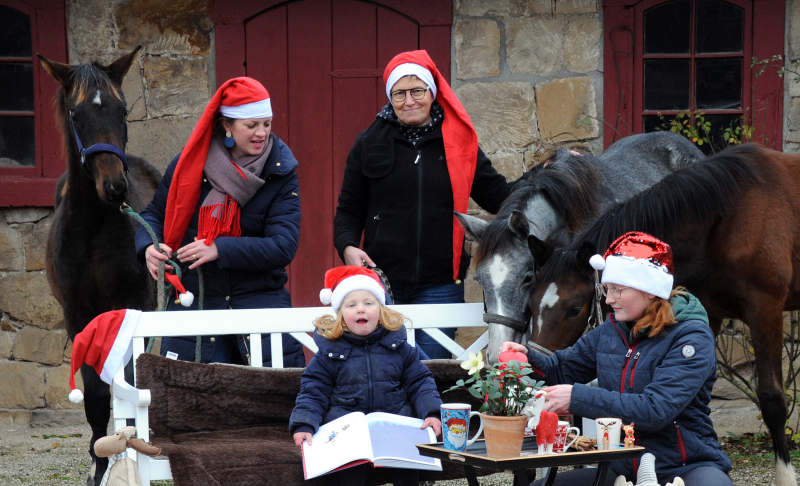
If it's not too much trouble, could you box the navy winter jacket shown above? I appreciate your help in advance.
[289,326,443,435]
[528,293,731,483]
[134,134,304,366]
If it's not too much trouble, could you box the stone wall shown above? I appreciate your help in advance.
[785,0,800,153]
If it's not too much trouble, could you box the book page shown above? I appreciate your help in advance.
[302,412,374,479]
[365,412,441,470]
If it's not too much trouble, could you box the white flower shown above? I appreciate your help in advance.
[460,351,485,375]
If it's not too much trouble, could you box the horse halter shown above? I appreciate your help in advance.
[69,112,129,178]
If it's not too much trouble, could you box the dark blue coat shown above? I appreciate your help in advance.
[289,326,442,435]
[134,134,304,366]
[528,293,731,483]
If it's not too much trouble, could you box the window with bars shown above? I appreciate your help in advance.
[0,5,35,167]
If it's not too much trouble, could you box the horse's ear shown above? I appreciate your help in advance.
[104,46,142,85]
[508,210,530,240]
[527,235,554,272]
[576,241,598,272]
[454,211,488,241]
[37,54,73,86]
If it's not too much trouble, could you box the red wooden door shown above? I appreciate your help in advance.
[214,0,451,306]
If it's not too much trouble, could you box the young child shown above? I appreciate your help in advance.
[289,266,442,485]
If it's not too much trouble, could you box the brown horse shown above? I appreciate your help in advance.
[527,144,799,486]
[39,47,161,486]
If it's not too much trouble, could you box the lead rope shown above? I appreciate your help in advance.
[585,269,604,337]
[120,204,204,360]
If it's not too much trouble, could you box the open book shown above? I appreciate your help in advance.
[301,411,442,480]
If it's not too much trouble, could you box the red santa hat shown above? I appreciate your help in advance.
[383,50,477,282]
[162,77,272,252]
[589,231,674,300]
[164,272,194,307]
[68,309,141,403]
[319,266,386,314]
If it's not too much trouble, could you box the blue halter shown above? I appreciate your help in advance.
[69,112,129,178]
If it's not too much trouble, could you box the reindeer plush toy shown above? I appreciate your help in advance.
[93,426,161,486]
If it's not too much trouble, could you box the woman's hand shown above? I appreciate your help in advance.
[542,385,573,415]
[343,246,375,267]
[177,238,219,270]
[422,416,442,437]
[294,432,312,447]
[501,341,528,354]
[144,244,173,280]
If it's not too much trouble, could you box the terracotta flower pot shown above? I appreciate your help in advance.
[481,413,528,458]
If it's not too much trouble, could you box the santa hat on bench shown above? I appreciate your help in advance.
[68,309,141,403]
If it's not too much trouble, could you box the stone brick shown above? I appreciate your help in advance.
[122,65,147,122]
[564,15,601,73]
[67,0,112,61]
[455,0,520,18]
[535,76,599,142]
[487,149,525,181]
[506,18,564,76]
[115,0,212,56]
[0,272,63,330]
[788,73,800,99]
[144,56,209,118]
[456,82,539,153]
[0,361,46,409]
[455,20,501,79]
[786,98,800,143]
[524,0,553,15]
[0,219,23,271]
[45,364,84,410]
[0,330,14,358]
[31,410,88,428]
[127,116,200,175]
[22,217,52,272]
[12,327,67,366]
[789,1,800,60]
[0,411,31,430]
[4,208,51,224]
[555,0,599,14]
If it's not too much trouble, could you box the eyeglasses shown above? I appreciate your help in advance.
[390,86,430,103]
[601,285,629,298]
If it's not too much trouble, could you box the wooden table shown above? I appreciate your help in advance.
[417,438,645,486]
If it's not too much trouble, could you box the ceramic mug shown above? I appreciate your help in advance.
[441,403,483,452]
[553,421,580,453]
[595,417,622,450]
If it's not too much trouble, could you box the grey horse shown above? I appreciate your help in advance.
[456,131,704,362]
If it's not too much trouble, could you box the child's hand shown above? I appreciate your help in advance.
[294,432,312,446]
[501,341,528,354]
[421,417,442,437]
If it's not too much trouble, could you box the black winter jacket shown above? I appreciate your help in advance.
[289,326,442,435]
[334,118,512,285]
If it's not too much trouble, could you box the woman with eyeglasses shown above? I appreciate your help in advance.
[503,231,732,486]
[334,50,517,360]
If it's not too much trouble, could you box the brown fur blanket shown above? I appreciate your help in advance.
[135,353,492,486]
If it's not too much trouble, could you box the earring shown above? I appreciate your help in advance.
[224,131,235,148]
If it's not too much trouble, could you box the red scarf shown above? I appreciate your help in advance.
[383,50,478,281]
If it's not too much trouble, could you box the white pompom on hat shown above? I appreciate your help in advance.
[164,273,194,307]
[68,309,141,403]
[591,231,674,300]
[320,266,386,313]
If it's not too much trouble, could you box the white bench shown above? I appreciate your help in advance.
[111,302,489,486]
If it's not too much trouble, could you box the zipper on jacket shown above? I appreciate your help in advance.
[629,351,641,389]
[365,342,373,412]
[372,213,381,246]
[415,150,423,281]
[620,341,640,394]
[673,421,687,465]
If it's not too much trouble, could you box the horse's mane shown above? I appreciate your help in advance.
[575,143,761,255]
[474,148,603,265]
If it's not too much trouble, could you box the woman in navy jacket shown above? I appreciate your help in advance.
[135,77,303,366]
[504,232,732,486]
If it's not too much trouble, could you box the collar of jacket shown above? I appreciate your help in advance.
[316,325,407,359]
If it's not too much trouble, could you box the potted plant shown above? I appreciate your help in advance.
[446,349,545,458]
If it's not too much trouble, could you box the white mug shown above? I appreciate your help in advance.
[595,417,622,450]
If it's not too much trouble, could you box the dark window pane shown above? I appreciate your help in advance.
[644,59,691,110]
[696,113,743,154]
[645,0,691,54]
[0,116,35,166]
[0,63,34,111]
[0,6,32,58]
[644,114,678,133]
[696,0,743,54]
[696,58,741,109]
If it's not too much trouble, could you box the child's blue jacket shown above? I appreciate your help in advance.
[289,325,442,435]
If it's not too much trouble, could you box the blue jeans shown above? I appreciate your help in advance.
[387,281,464,360]
[529,464,734,486]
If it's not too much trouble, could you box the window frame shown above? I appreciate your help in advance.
[0,0,66,207]
[603,0,784,150]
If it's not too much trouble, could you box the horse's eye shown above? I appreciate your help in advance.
[567,305,582,318]
[521,274,533,286]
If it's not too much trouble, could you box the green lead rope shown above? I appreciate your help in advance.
[120,204,205,361]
